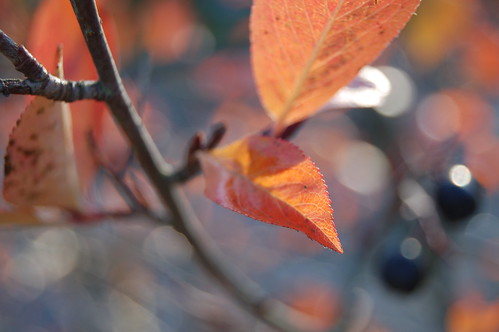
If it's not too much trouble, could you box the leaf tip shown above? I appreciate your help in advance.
[199,135,343,253]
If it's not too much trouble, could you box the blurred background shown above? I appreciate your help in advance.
[0,0,499,331]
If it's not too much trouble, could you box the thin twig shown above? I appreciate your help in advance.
[0,30,107,101]
[0,77,105,100]
[0,29,49,80]
[87,132,152,214]
[204,122,226,150]
[71,209,154,223]
[171,123,226,183]
[171,132,203,183]
[67,1,306,331]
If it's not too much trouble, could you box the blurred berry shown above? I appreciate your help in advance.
[434,164,482,223]
[379,237,427,293]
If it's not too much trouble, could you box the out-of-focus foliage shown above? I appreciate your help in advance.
[446,291,499,332]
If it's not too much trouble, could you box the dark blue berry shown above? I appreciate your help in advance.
[380,251,424,293]
[434,165,482,223]
[379,237,428,293]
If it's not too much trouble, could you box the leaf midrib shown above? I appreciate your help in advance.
[275,0,348,131]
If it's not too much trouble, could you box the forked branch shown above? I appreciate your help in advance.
[0,30,106,101]
[51,0,307,331]
[0,19,306,332]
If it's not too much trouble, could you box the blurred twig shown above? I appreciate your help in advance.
[87,133,144,209]
[70,209,152,223]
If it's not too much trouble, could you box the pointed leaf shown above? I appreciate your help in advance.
[3,53,82,210]
[251,0,421,129]
[199,135,342,252]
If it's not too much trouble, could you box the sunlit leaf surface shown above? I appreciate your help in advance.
[199,135,342,252]
[251,0,420,130]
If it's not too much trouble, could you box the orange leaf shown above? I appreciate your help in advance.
[3,51,82,210]
[446,291,499,332]
[198,135,342,253]
[461,23,499,91]
[251,0,420,131]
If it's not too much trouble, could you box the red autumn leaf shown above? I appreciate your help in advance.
[251,0,421,131]
[198,135,342,253]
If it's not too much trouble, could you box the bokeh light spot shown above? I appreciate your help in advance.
[400,237,422,260]
[376,66,415,117]
[337,141,390,195]
[449,164,472,187]
[416,93,460,141]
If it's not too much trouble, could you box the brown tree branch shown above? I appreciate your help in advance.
[67,1,308,331]
[0,30,107,101]
[0,77,105,100]
[68,0,173,178]
[0,29,48,80]
[0,2,309,330]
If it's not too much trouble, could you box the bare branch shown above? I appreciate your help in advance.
[0,29,108,101]
[0,77,106,100]
[0,30,48,80]
[0,1,315,330]
[69,0,173,177]
[68,1,307,331]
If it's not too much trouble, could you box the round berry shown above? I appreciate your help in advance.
[434,164,482,223]
[379,237,427,293]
